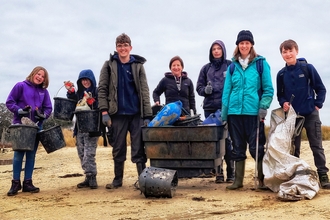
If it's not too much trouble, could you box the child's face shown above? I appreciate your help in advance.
[81,78,91,88]
[33,70,45,85]
[212,44,223,59]
[116,42,132,60]
[281,47,298,66]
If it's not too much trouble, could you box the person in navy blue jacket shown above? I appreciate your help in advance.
[196,40,234,184]
[277,39,330,189]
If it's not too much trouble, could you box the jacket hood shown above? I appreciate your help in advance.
[164,71,188,78]
[77,69,96,91]
[209,40,227,63]
[110,51,146,64]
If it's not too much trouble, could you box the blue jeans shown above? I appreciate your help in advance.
[12,138,39,180]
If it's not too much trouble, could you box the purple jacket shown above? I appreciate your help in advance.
[6,80,52,125]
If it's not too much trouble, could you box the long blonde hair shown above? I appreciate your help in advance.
[26,66,49,89]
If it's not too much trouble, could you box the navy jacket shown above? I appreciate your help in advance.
[276,60,326,116]
[196,40,231,111]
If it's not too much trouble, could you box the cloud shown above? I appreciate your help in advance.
[1,0,330,124]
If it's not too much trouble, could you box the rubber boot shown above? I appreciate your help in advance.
[77,176,90,188]
[7,180,22,196]
[226,160,235,183]
[136,162,146,177]
[22,179,40,193]
[106,162,124,189]
[257,161,268,190]
[226,160,245,190]
[89,174,98,189]
[319,173,330,189]
[134,163,146,190]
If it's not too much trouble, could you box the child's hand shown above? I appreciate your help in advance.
[86,97,95,105]
[64,81,75,93]
[35,107,46,121]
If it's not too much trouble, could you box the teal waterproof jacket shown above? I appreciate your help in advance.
[221,56,274,121]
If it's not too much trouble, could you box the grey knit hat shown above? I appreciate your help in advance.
[236,30,254,45]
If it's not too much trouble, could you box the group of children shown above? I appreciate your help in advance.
[5,30,330,197]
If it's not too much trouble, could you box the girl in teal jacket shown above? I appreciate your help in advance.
[222,30,274,190]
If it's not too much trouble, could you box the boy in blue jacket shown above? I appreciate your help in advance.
[277,39,330,189]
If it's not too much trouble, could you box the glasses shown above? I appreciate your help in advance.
[116,43,130,48]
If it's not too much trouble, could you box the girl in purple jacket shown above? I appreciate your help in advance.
[6,66,52,196]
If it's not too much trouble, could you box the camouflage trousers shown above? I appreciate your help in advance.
[76,132,98,176]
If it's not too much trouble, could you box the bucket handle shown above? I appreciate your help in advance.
[55,85,65,98]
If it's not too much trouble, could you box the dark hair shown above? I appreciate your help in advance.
[26,66,49,88]
[279,39,298,52]
[116,33,131,46]
[169,56,184,69]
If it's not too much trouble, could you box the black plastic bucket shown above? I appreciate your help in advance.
[8,124,38,151]
[74,110,100,133]
[37,125,66,154]
[53,97,77,121]
[138,166,178,198]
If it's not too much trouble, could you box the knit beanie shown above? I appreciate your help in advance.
[169,56,184,69]
[236,30,254,45]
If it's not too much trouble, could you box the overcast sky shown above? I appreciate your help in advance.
[1,0,330,125]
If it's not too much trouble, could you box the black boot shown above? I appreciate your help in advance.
[226,160,235,183]
[226,160,245,190]
[319,173,330,189]
[257,161,268,190]
[136,162,146,177]
[89,174,98,189]
[7,180,22,196]
[134,163,146,190]
[215,167,225,184]
[77,176,90,188]
[106,162,124,189]
[22,179,40,193]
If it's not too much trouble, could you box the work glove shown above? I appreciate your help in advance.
[143,119,150,127]
[18,105,31,117]
[64,81,75,93]
[102,113,112,127]
[205,81,213,95]
[258,109,267,119]
[35,108,46,121]
[86,97,95,105]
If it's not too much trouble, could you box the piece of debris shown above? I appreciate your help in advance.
[59,173,83,178]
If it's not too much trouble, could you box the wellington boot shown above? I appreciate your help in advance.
[257,161,268,190]
[22,179,40,193]
[77,176,90,188]
[226,160,235,183]
[136,162,146,177]
[226,160,245,190]
[7,180,22,196]
[106,162,124,189]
